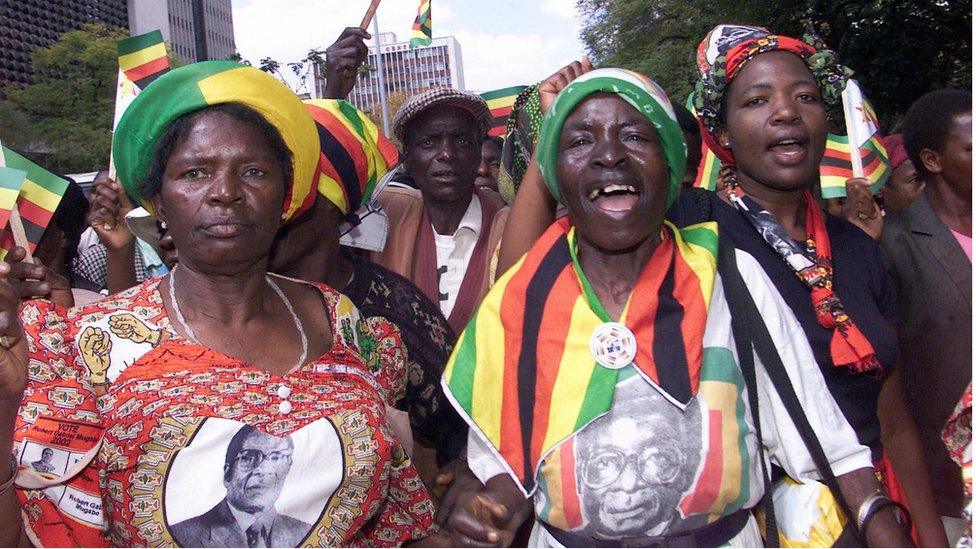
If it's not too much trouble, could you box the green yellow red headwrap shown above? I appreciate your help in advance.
[535,68,687,208]
[303,99,399,215]
[113,60,319,222]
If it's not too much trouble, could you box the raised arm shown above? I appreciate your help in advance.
[0,261,31,546]
[496,58,592,274]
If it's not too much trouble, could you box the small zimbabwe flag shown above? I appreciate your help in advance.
[118,30,169,91]
[480,85,527,138]
[693,141,721,190]
[410,0,432,48]
[0,168,26,234]
[820,133,890,199]
[0,145,70,255]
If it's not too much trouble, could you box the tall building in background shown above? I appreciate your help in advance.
[315,33,464,114]
[0,0,129,92]
[128,0,235,64]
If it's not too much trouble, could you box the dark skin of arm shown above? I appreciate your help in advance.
[878,369,949,546]
[0,259,36,546]
[496,59,591,275]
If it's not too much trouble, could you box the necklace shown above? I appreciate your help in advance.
[168,265,309,371]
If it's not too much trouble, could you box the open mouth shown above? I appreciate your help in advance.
[767,137,808,164]
[588,183,640,212]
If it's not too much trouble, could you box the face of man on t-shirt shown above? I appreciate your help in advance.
[576,381,702,537]
[404,106,481,207]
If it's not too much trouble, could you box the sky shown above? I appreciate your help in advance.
[230,0,587,94]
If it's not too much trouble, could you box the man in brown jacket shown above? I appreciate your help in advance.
[372,88,507,335]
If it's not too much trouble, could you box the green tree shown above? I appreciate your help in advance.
[578,0,971,131]
[0,23,128,173]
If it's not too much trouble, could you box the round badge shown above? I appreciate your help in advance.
[589,322,637,370]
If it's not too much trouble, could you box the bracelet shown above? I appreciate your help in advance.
[857,493,912,541]
[0,454,17,496]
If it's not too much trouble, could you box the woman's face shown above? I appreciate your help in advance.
[556,93,670,252]
[152,110,286,272]
[720,50,828,193]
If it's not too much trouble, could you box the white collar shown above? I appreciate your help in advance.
[438,193,482,238]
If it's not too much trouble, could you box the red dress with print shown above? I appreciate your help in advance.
[12,278,435,547]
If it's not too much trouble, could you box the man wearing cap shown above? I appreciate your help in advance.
[372,88,507,335]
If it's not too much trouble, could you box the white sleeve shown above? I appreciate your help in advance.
[467,428,509,485]
[735,250,873,480]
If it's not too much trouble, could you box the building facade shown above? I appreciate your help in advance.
[0,0,129,92]
[0,0,236,94]
[131,0,235,64]
[315,33,464,113]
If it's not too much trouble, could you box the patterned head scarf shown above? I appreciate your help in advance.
[691,24,853,166]
[497,84,543,203]
[535,68,687,208]
[113,61,319,222]
[303,99,399,215]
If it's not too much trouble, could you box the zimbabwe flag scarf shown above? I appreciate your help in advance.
[443,216,718,494]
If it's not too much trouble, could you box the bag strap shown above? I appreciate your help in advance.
[718,244,864,546]
[727,275,780,547]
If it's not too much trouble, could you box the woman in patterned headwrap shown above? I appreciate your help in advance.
[671,24,944,547]
[0,62,446,547]
[439,68,889,547]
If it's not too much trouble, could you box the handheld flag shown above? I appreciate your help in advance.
[109,30,172,226]
[0,144,71,256]
[841,79,887,181]
[819,133,890,199]
[692,141,721,190]
[410,0,432,48]
[480,85,527,138]
[0,168,27,235]
[118,30,170,91]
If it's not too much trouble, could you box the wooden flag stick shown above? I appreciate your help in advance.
[360,0,382,29]
[8,206,32,262]
[841,86,865,179]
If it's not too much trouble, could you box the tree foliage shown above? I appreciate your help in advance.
[0,23,129,174]
[578,0,971,131]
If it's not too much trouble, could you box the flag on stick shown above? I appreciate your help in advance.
[841,78,887,183]
[819,133,890,199]
[0,144,70,256]
[0,168,27,235]
[410,0,432,48]
[118,30,169,91]
[480,85,527,138]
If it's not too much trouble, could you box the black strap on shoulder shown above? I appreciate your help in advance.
[718,244,864,547]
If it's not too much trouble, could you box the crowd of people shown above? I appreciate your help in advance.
[0,21,969,548]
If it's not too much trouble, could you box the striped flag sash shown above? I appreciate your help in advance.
[410,0,432,48]
[443,217,718,494]
[118,30,170,91]
[0,145,70,255]
[481,86,527,137]
[820,133,891,199]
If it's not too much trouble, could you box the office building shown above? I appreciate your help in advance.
[0,0,129,92]
[314,33,464,113]
[130,0,236,64]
